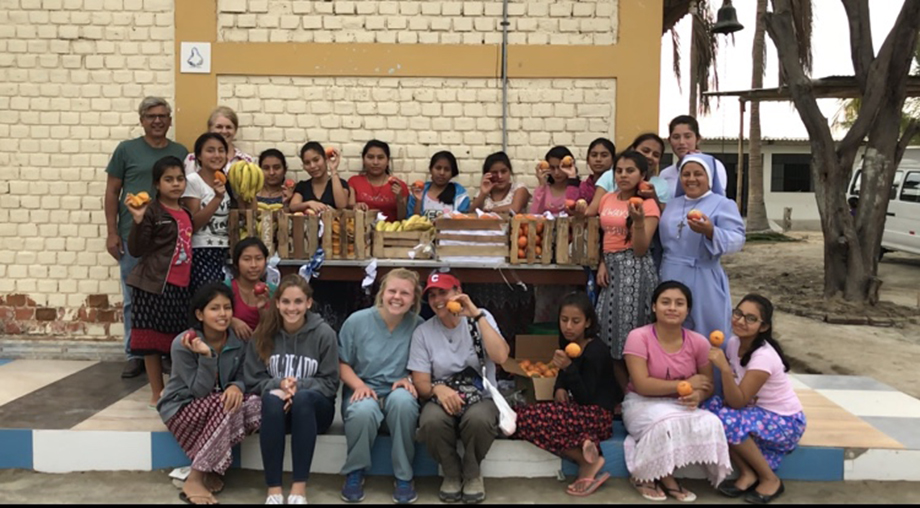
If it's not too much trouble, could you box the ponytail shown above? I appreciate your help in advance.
[738,294,790,372]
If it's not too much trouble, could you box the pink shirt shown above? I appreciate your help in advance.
[726,336,803,416]
[599,192,660,253]
[529,183,580,215]
[231,279,261,331]
[164,207,193,287]
[623,324,710,395]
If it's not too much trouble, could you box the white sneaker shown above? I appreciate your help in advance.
[265,493,284,504]
[287,494,308,505]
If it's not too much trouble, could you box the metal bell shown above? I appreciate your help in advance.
[712,0,745,35]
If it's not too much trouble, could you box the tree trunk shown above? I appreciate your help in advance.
[746,0,771,232]
[764,0,920,305]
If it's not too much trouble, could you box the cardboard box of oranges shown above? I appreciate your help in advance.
[501,335,564,402]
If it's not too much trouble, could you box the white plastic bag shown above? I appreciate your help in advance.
[483,367,516,436]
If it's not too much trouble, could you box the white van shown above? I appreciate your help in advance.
[848,161,920,256]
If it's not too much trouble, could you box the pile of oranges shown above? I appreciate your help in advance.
[518,360,559,378]
[514,216,546,259]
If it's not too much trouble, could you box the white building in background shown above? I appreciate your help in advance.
[670,138,920,231]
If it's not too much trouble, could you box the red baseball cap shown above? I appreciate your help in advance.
[424,272,461,294]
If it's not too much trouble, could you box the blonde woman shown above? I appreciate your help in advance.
[184,106,253,175]
[338,269,426,504]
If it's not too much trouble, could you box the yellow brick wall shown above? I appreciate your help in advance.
[0,0,629,340]
[221,76,616,191]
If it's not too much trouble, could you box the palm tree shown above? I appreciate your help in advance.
[746,0,771,232]
[664,1,719,116]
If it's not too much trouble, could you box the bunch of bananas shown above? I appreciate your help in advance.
[257,202,284,212]
[375,215,434,232]
[228,160,264,203]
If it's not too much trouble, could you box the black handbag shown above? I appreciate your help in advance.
[432,317,486,416]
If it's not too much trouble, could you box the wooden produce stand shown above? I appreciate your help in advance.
[509,215,554,265]
[434,215,509,260]
[555,216,601,268]
[372,230,435,260]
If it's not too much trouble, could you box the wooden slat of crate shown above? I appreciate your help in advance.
[435,218,506,231]
[372,230,434,259]
[437,245,509,257]
[555,216,600,267]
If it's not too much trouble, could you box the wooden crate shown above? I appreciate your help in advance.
[435,216,509,260]
[372,230,435,259]
[229,209,284,258]
[554,216,601,267]
[277,213,321,260]
[509,216,553,265]
[321,209,374,260]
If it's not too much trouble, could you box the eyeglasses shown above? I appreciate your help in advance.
[143,114,170,121]
[732,309,760,324]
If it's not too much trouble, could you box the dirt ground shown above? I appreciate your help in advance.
[723,232,920,398]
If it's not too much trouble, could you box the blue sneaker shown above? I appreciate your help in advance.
[393,479,418,504]
[341,470,366,503]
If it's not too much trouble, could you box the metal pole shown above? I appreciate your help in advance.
[501,0,509,152]
[736,98,745,212]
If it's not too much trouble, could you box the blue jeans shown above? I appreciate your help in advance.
[118,240,140,361]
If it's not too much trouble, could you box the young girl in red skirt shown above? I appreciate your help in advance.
[126,155,194,406]
[513,292,622,497]
[157,282,261,505]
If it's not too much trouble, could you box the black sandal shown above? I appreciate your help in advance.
[660,480,697,503]
[718,479,759,498]
[744,481,785,504]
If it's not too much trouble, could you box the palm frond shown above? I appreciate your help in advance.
[791,0,813,73]
[691,2,719,114]
[671,27,683,91]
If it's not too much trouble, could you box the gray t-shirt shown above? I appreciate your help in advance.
[407,311,502,397]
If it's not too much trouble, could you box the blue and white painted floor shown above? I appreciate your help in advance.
[0,359,918,481]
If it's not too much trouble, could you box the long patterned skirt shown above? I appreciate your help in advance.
[130,282,191,356]
[596,250,658,359]
[166,392,262,474]
[190,247,229,297]
[701,396,807,471]
[514,402,614,455]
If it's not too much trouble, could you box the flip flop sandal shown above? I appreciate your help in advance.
[630,479,667,502]
[180,492,218,505]
[661,481,697,503]
[204,475,225,494]
[566,472,611,497]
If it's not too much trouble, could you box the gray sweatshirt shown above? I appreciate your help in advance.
[243,311,340,400]
[157,329,247,423]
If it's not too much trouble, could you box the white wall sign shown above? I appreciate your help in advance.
[180,42,211,74]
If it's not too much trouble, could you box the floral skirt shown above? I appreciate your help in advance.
[513,402,613,455]
[596,250,658,359]
[701,396,807,471]
[166,392,262,474]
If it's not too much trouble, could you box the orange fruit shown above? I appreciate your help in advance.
[677,381,693,397]
[446,301,462,314]
[213,172,227,185]
[517,236,528,248]
[535,222,544,234]
[517,248,526,258]
[565,199,576,209]
[687,209,704,221]
[284,179,295,188]
[412,180,425,189]
[325,146,336,158]
[628,197,643,207]
[535,245,542,256]
[534,235,542,245]
[538,161,549,170]
[710,330,725,347]
[639,181,653,191]
[519,223,528,236]
[565,343,582,358]
[561,155,574,166]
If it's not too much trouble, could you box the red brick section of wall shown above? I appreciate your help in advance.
[0,294,122,338]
